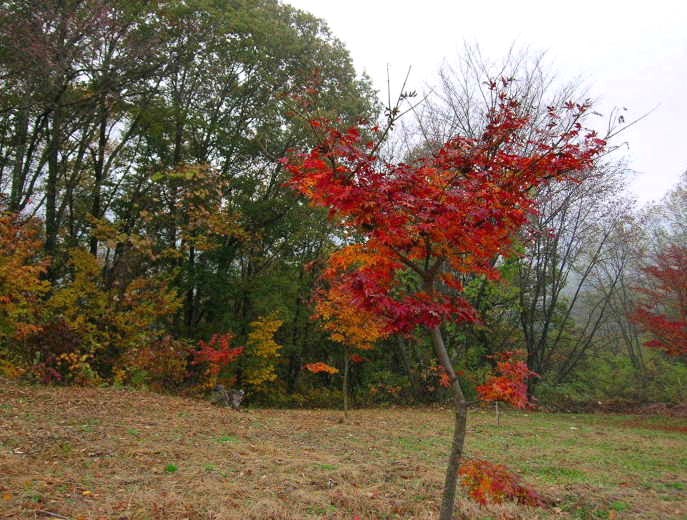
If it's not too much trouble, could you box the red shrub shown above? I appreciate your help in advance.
[459,458,544,507]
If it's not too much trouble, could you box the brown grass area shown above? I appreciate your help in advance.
[620,419,687,433]
[1,379,685,519]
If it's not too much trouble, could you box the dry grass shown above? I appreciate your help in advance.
[1,379,685,519]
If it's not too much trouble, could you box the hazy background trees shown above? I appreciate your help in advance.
[397,45,686,407]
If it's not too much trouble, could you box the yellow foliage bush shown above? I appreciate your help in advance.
[30,248,181,383]
[243,314,283,388]
[0,358,26,379]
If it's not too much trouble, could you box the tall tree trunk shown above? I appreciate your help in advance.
[430,325,468,520]
[90,93,108,255]
[526,348,540,399]
[287,272,306,394]
[45,0,67,258]
[185,244,196,332]
[10,109,28,212]
[342,345,350,420]
[45,105,62,256]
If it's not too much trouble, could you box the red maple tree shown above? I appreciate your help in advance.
[630,244,687,357]
[285,84,605,518]
[191,333,245,389]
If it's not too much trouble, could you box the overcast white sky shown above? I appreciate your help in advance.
[287,0,687,204]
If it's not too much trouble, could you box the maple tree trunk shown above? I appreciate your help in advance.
[430,325,468,520]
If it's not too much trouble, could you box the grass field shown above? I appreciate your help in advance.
[1,380,685,519]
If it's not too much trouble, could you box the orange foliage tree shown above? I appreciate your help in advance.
[477,350,537,427]
[477,351,537,409]
[315,274,389,417]
[0,209,50,377]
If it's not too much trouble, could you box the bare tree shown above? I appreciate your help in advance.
[518,171,629,391]
[589,212,647,373]
[407,43,631,394]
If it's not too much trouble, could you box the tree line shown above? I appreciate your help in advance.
[0,1,684,408]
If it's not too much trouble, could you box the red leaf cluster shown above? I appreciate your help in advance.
[630,244,687,357]
[192,333,244,369]
[476,351,537,408]
[459,458,544,507]
[285,85,605,334]
[437,365,452,388]
[350,353,367,364]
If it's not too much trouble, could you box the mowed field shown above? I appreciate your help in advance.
[0,380,685,520]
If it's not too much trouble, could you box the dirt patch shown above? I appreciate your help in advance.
[620,419,687,433]
[541,400,687,417]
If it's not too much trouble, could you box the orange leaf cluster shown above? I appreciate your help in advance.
[459,458,544,507]
[304,362,339,375]
[315,281,388,350]
[349,353,367,364]
[0,210,49,343]
[476,351,536,409]
[438,365,452,388]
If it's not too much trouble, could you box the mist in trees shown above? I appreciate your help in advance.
[400,45,686,406]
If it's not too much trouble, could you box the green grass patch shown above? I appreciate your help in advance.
[215,434,240,443]
[314,463,337,470]
[534,465,588,483]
